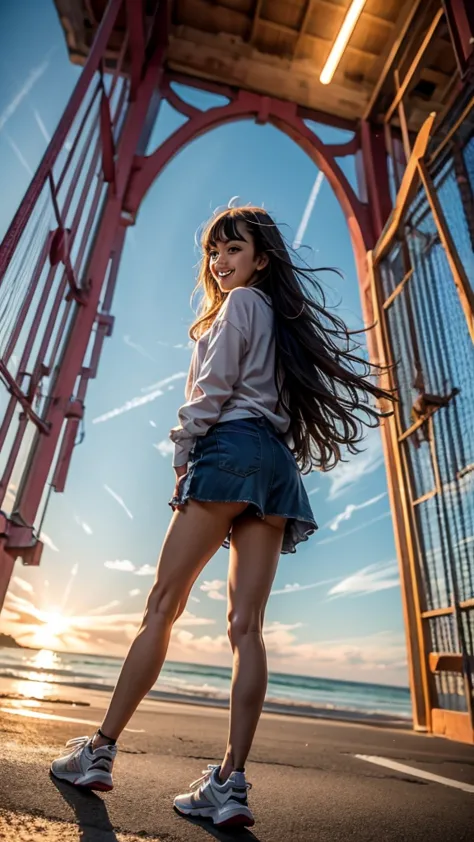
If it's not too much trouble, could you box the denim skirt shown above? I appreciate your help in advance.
[171,416,318,554]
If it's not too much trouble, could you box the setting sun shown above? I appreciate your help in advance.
[33,610,70,649]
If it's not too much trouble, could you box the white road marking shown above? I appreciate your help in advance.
[355,754,474,794]
[0,707,144,732]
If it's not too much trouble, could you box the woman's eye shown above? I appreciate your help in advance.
[228,247,240,253]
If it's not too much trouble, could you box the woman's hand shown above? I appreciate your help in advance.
[170,463,188,512]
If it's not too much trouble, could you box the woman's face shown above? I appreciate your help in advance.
[208,221,268,293]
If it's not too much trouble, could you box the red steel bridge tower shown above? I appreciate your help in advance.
[0,0,473,742]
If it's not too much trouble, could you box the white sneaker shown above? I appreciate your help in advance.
[173,764,254,828]
[50,736,116,792]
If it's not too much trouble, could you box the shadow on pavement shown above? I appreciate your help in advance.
[173,810,262,841]
[50,774,119,841]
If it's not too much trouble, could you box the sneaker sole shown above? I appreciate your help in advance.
[50,766,114,792]
[173,804,254,828]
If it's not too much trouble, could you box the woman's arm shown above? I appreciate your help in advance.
[170,316,246,467]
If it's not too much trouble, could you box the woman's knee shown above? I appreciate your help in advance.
[144,580,188,624]
[227,610,263,649]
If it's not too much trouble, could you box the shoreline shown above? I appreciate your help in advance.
[0,675,413,730]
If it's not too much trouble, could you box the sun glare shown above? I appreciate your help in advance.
[33,609,70,649]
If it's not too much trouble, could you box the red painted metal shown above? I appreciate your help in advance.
[0,0,378,610]
[358,121,392,240]
[125,82,374,263]
[126,0,146,100]
[14,7,169,529]
[0,0,123,284]
[442,0,474,78]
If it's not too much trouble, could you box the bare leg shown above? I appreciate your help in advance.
[219,514,285,781]
[93,500,248,748]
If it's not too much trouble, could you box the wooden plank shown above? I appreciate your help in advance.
[249,0,264,44]
[422,607,453,619]
[431,708,474,744]
[384,8,444,124]
[364,0,424,120]
[429,652,463,673]
[373,111,436,262]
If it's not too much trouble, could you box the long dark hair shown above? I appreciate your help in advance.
[190,206,394,474]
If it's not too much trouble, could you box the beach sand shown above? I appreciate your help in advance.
[0,681,473,841]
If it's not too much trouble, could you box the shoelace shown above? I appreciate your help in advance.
[188,765,252,792]
[59,736,90,755]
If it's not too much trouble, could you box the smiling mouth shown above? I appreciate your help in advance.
[217,270,234,278]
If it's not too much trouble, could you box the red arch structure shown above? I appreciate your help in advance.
[0,0,381,570]
[124,77,374,262]
[1,0,473,743]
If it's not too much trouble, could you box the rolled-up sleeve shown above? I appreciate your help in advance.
[170,317,246,467]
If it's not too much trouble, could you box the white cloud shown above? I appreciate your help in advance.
[105,560,135,572]
[308,486,320,496]
[135,564,156,576]
[317,511,391,546]
[328,492,387,532]
[39,531,59,552]
[104,560,155,577]
[271,577,339,596]
[174,610,216,627]
[2,584,408,681]
[0,58,50,133]
[200,579,226,601]
[328,559,399,599]
[11,577,33,594]
[190,596,200,603]
[74,515,93,535]
[207,591,226,601]
[129,589,141,597]
[154,439,174,458]
[326,428,385,500]
[103,484,134,519]
[149,420,157,428]
[87,600,122,615]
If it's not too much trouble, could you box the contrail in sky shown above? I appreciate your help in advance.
[3,130,33,176]
[0,59,50,133]
[293,171,325,248]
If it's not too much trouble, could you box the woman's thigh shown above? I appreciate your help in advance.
[227,514,286,631]
[144,500,248,619]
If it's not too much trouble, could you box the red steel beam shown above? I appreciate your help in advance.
[14,7,169,527]
[126,0,146,100]
[0,0,123,285]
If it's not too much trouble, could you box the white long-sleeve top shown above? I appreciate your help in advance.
[170,286,291,467]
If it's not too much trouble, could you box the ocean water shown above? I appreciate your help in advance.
[0,647,412,721]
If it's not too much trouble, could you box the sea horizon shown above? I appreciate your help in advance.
[0,645,413,722]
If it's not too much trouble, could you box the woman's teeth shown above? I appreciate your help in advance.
[218,270,233,277]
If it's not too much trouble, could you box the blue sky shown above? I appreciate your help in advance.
[0,0,407,686]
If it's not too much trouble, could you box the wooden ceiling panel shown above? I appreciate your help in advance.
[53,0,458,129]
[260,0,305,31]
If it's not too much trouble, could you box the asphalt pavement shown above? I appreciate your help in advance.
[0,697,473,841]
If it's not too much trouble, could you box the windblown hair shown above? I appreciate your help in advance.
[190,206,394,474]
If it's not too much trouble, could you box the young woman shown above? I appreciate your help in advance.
[51,206,392,829]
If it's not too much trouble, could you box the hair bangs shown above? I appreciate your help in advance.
[204,212,248,251]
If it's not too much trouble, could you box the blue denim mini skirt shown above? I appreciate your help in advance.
[172,416,318,554]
